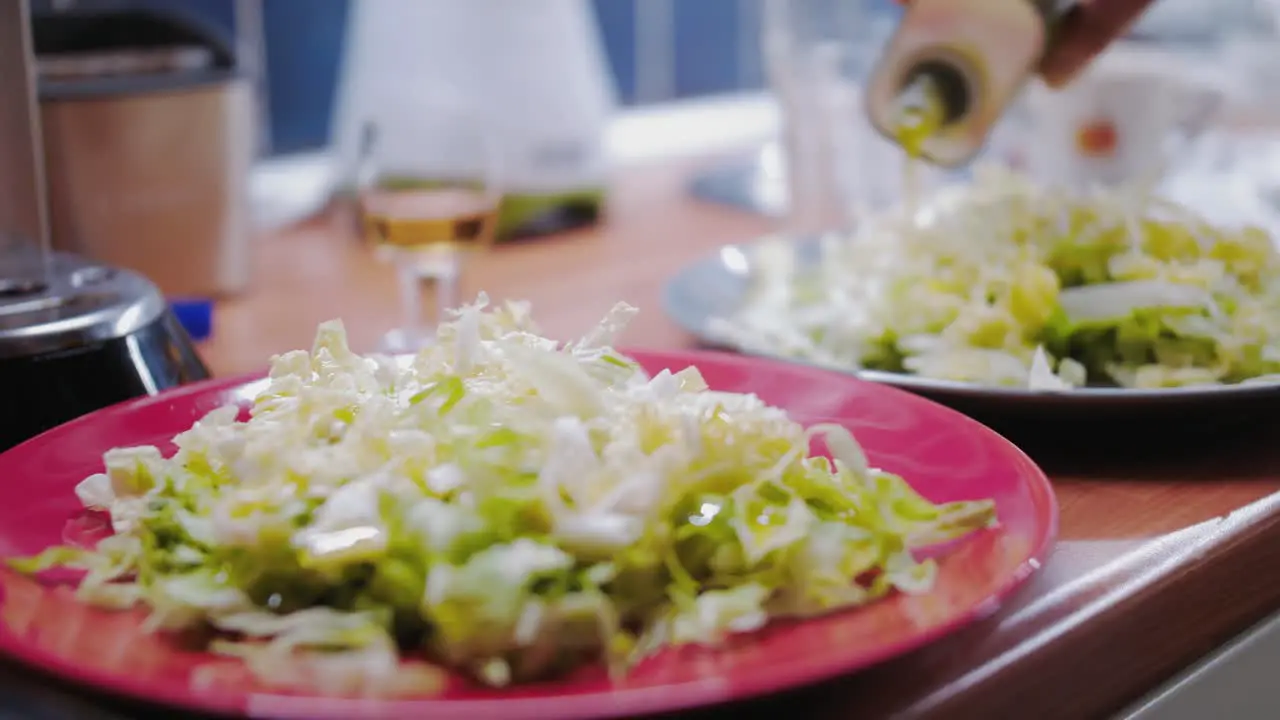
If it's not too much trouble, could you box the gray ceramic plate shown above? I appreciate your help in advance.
[662,234,1280,428]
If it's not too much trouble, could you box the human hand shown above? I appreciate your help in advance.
[1039,0,1158,87]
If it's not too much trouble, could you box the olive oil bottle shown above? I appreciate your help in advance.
[866,0,1078,168]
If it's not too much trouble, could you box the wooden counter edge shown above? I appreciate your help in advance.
[794,491,1280,719]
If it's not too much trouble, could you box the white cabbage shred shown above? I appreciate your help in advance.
[711,165,1280,390]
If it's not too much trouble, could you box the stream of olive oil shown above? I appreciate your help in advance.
[892,75,946,223]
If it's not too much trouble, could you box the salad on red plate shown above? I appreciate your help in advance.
[10,296,996,691]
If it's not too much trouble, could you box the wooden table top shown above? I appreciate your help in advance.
[188,157,1280,719]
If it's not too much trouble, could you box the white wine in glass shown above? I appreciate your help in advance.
[362,186,497,252]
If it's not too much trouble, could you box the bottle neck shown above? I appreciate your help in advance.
[897,58,973,130]
[866,0,1057,167]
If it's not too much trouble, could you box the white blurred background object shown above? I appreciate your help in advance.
[332,0,615,202]
[246,0,1280,237]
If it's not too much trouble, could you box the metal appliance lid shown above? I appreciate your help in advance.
[0,251,167,359]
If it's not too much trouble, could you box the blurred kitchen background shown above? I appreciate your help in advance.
[34,0,1280,233]
[10,0,1280,354]
[49,0,1276,147]
[7,0,1280,459]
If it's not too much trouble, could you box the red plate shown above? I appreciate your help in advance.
[0,349,1056,719]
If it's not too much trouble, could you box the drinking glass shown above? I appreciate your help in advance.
[761,0,924,236]
[355,95,502,353]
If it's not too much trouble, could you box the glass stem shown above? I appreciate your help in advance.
[393,250,464,345]
[395,262,428,342]
[434,260,460,328]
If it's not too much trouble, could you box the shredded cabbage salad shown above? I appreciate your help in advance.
[711,165,1280,390]
[9,296,996,690]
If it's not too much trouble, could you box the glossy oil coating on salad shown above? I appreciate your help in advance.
[10,297,995,691]
[712,166,1280,390]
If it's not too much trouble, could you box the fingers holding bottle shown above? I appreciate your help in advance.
[1038,0,1158,87]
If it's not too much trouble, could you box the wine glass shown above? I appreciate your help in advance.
[355,95,502,353]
